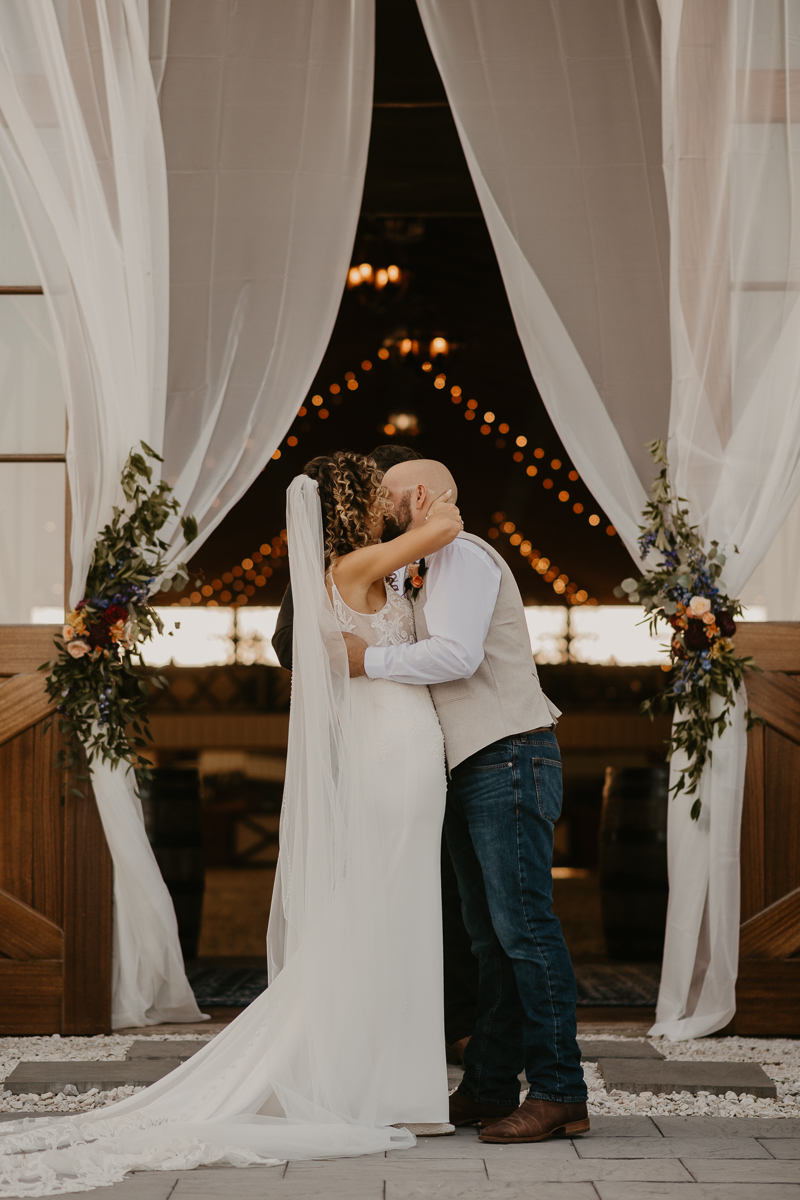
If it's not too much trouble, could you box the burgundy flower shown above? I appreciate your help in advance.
[671,635,687,661]
[105,604,128,625]
[685,619,708,652]
[89,621,112,648]
[716,610,736,638]
[668,613,687,630]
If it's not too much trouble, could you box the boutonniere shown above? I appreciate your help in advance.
[403,557,427,601]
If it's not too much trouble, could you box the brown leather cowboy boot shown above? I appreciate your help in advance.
[448,1088,519,1128]
[479,1097,590,1143]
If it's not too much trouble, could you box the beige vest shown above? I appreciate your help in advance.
[413,532,561,770]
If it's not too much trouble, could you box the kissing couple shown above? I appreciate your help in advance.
[0,449,587,1196]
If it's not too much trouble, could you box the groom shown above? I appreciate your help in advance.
[344,458,588,1143]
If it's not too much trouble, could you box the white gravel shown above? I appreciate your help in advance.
[3,1032,800,1120]
[581,1033,800,1118]
[0,1034,213,1115]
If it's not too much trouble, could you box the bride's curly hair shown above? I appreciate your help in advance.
[304,451,391,566]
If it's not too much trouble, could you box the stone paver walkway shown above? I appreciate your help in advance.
[41,1116,800,1200]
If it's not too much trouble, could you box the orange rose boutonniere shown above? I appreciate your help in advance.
[403,557,427,601]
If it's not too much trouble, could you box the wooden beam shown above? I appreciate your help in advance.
[0,674,56,746]
[736,623,800,673]
[0,887,63,960]
[740,885,800,959]
[744,672,800,744]
[0,626,59,677]
[735,958,800,1035]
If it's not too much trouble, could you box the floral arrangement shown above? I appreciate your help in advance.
[44,443,197,779]
[614,440,757,820]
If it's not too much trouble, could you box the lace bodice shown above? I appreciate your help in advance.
[329,576,414,647]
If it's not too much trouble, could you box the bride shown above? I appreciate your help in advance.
[0,451,463,1196]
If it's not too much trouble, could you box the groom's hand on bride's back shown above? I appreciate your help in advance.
[342,632,368,677]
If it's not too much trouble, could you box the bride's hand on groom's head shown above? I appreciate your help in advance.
[427,489,463,529]
[342,632,368,677]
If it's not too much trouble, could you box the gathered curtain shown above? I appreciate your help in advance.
[418,0,800,1037]
[0,0,373,1027]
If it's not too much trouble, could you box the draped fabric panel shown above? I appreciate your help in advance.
[158,0,374,560]
[0,0,373,1027]
[416,0,669,561]
[651,0,800,1037]
[420,0,800,1038]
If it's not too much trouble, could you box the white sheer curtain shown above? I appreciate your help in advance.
[0,0,373,1028]
[419,0,800,1037]
[158,0,374,560]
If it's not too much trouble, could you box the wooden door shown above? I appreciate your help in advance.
[733,623,800,1034]
[0,627,112,1034]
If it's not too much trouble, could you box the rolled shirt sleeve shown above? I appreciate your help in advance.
[364,538,501,685]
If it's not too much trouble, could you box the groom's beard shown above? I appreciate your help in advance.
[381,494,412,542]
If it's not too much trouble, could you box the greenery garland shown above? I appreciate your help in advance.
[43,443,197,781]
[615,440,758,820]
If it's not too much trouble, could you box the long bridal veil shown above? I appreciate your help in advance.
[0,475,414,1198]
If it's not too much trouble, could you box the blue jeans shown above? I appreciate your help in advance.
[445,729,586,1105]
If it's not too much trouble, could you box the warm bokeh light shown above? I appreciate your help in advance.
[344,371,355,380]
[488,527,499,539]
[481,424,491,435]
[536,557,550,573]
[390,412,417,432]
[551,459,562,469]
[378,347,390,360]
[329,383,340,394]
[534,447,545,458]
[319,408,329,419]
[430,336,449,356]
[312,394,323,406]
[588,514,600,526]
[400,337,412,355]
[553,580,566,594]
[451,385,462,396]
[298,405,307,417]
[542,478,553,489]
[492,511,505,522]
[573,503,584,514]
[568,470,579,481]
[526,465,537,477]
[375,268,389,289]
[347,266,361,287]
[421,361,432,371]
[362,360,372,370]
[383,423,396,435]
[558,490,569,502]
[358,262,373,281]
[606,525,616,536]
[520,541,532,555]
[516,435,527,447]
[434,375,446,389]
[484,411,495,422]
[347,379,358,390]
[271,449,281,459]
[287,436,298,447]
[510,533,522,546]
[513,451,524,462]
[387,264,401,282]
[502,521,515,533]
[498,423,509,434]
[467,399,478,410]
[464,410,475,420]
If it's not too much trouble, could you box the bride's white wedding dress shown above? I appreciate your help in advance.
[0,477,448,1196]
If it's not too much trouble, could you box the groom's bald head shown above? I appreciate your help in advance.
[381,459,458,536]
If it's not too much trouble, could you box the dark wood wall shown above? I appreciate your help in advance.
[734,623,800,1034]
[0,628,112,1034]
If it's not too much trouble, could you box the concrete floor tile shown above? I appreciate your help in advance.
[685,1160,800,1183]
[126,1041,204,1060]
[575,1136,771,1159]
[589,1115,663,1136]
[286,1156,485,1178]
[4,1060,182,1093]
[594,1185,800,1199]
[655,1117,800,1138]
[599,1058,777,1097]
[763,1141,800,1159]
[93,1174,181,1199]
[579,1038,664,1061]
[387,1185,597,1200]
[388,1128,577,1160]
[487,1158,692,1183]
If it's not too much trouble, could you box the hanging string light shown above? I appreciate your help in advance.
[488,513,596,606]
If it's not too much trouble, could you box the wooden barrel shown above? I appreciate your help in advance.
[141,768,205,962]
[599,766,669,962]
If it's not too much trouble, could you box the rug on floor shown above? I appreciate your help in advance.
[574,963,660,1006]
[186,965,268,1007]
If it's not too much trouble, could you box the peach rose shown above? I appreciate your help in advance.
[701,611,716,625]
[688,596,711,617]
[62,624,74,641]
[411,575,424,589]
[67,639,90,658]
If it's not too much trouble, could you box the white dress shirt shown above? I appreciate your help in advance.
[365,538,502,685]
